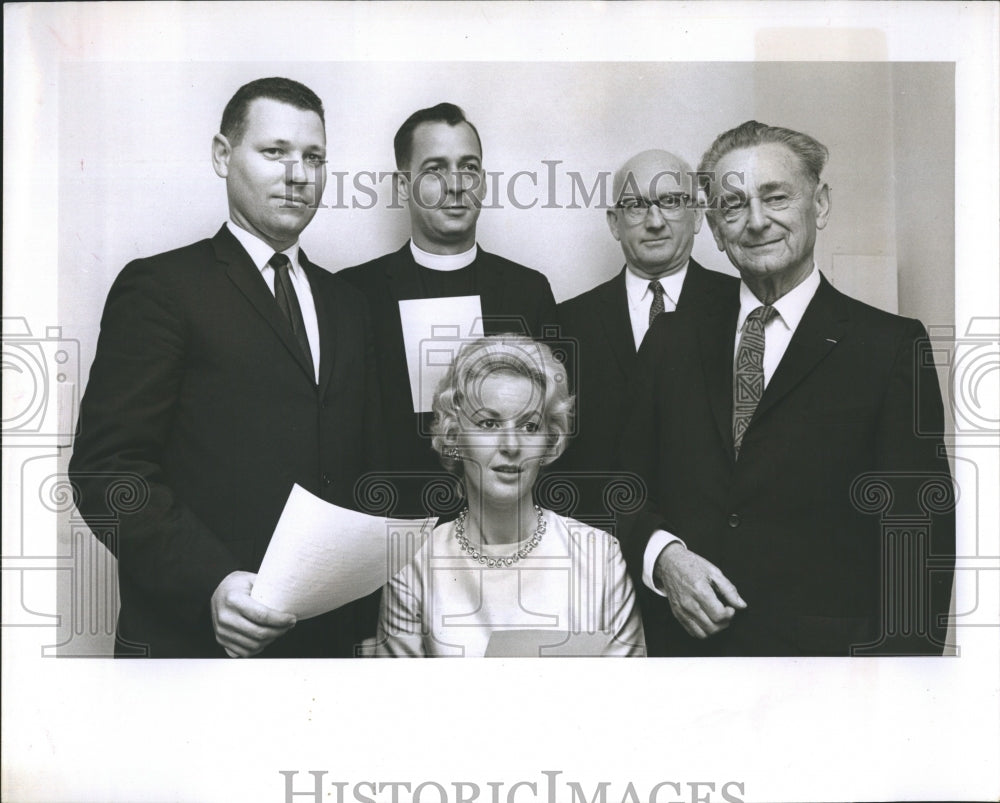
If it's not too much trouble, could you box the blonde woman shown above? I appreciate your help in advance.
[376,335,645,657]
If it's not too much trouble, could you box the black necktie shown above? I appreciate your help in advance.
[732,305,777,458]
[648,280,666,327]
[269,252,313,370]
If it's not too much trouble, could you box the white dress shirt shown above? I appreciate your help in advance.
[226,221,320,382]
[410,239,478,270]
[624,263,688,350]
[642,265,822,594]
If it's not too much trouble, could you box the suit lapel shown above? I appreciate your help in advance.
[213,225,316,385]
[384,242,424,302]
[676,259,712,311]
[302,251,335,396]
[697,289,741,457]
[752,276,849,424]
[601,267,638,373]
[475,248,513,334]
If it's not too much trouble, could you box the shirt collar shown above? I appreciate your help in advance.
[624,261,689,308]
[409,239,478,271]
[737,263,821,333]
[226,221,302,277]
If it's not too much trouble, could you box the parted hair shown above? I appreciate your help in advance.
[220,77,325,145]
[698,120,829,194]
[431,335,573,476]
[393,102,483,170]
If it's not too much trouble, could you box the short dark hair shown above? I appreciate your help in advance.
[220,77,325,145]
[393,102,483,170]
[698,120,829,192]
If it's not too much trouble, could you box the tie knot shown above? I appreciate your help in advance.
[649,280,665,298]
[748,305,777,326]
[268,252,291,275]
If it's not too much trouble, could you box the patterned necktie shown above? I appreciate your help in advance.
[269,252,313,369]
[732,305,777,458]
[648,280,666,327]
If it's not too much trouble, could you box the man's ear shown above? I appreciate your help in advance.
[606,209,622,242]
[691,205,704,235]
[211,134,232,179]
[814,182,831,231]
[395,170,411,203]
[707,214,727,252]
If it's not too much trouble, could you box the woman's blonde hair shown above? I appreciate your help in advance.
[431,335,574,475]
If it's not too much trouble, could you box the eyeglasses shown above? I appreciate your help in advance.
[716,193,794,223]
[615,193,692,223]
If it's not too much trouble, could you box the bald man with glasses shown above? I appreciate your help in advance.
[557,150,737,481]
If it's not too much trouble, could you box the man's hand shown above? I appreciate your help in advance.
[211,571,296,657]
[653,543,747,638]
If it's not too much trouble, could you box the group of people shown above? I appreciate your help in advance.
[69,76,955,659]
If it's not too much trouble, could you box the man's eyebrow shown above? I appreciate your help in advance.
[418,154,480,168]
[757,180,793,194]
[261,137,325,150]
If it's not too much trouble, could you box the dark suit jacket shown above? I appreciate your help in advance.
[618,275,955,656]
[337,242,557,515]
[69,225,383,658]
[557,259,737,475]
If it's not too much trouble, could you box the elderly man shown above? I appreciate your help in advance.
[558,150,736,476]
[338,103,556,515]
[70,77,382,658]
[618,121,955,656]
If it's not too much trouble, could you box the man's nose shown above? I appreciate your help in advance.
[442,168,463,194]
[286,156,309,184]
[645,203,667,228]
[745,197,769,231]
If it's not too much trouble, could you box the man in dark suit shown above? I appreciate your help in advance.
[558,150,737,474]
[619,121,955,656]
[69,77,382,658]
[338,103,556,515]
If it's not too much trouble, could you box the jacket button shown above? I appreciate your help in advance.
[728,513,741,528]
[322,473,332,486]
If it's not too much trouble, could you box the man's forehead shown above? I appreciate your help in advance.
[242,98,325,138]
[615,151,693,197]
[715,142,806,181]
[411,121,481,157]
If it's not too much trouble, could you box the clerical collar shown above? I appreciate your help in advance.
[409,240,478,271]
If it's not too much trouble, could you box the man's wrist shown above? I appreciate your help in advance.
[642,529,684,595]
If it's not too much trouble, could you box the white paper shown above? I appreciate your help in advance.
[251,484,432,620]
[398,295,484,413]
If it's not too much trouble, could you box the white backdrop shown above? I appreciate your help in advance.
[4,4,998,803]
[59,60,954,383]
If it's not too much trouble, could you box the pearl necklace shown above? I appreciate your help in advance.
[454,505,546,567]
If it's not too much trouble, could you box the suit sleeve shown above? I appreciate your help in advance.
[614,322,676,577]
[873,320,955,652]
[69,259,239,623]
[358,289,387,475]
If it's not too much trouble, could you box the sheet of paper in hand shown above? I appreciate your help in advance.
[251,484,433,620]
[398,295,485,413]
